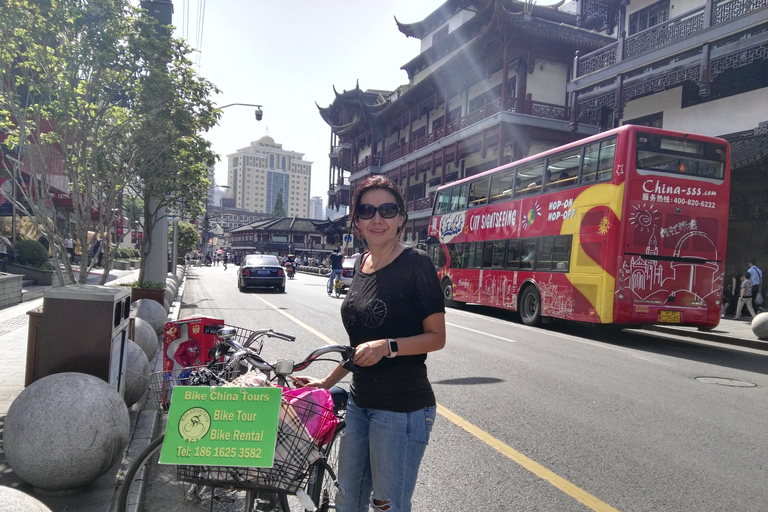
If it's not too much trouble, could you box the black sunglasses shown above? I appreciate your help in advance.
[356,203,400,220]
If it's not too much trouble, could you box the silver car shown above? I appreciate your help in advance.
[237,254,286,293]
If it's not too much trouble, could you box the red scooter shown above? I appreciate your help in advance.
[284,261,295,280]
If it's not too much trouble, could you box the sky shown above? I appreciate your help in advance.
[175,0,447,200]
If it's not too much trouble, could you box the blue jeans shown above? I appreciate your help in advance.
[335,397,436,512]
[328,269,343,293]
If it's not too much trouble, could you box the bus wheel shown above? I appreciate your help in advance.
[442,279,456,308]
[519,286,541,326]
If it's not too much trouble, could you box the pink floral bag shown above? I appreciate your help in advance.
[281,387,338,445]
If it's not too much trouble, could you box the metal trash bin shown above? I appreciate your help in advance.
[26,285,132,396]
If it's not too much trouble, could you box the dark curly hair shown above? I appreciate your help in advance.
[349,175,408,236]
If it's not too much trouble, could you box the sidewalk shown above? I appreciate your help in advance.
[0,265,185,512]
[643,315,768,351]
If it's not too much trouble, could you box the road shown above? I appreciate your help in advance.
[180,265,768,512]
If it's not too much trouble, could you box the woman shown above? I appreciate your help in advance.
[295,175,446,512]
[735,271,756,320]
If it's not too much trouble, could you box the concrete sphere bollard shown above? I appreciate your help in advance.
[752,312,768,340]
[132,317,159,361]
[124,339,151,408]
[164,286,175,306]
[4,373,130,491]
[0,486,52,512]
[133,298,166,334]
[166,279,178,297]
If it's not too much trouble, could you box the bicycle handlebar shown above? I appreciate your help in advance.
[216,328,367,379]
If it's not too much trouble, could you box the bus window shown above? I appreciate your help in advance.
[515,160,545,196]
[488,168,517,204]
[582,137,616,183]
[597,138,616,181]
[506,239,522,269]
[535,237,554,271]
[520,239,537,268]
[468,177,490,207]
[635,133,726,179]
[492,240,506,269]
[466,242,479,268]
[552,235,572,271]
[545,148,581,191]
[447,243,460,269]
[582,142,600,183]
[482,242,494,268]
[434,189,451,215]
[450,183,468,211]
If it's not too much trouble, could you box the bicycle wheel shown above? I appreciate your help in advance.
[118,435,242,511]
[305,426,343,512]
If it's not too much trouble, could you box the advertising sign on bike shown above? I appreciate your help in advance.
[159,386,282,467]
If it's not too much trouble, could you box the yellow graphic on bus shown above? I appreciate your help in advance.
[560,182,624,323]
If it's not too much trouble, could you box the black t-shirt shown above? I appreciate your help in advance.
[340,247,445,412]
[329,253,343,269]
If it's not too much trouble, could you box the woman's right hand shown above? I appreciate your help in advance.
[292,376,326,388]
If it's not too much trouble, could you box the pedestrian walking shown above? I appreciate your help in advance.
[747,259,762,311]
[0,234,13,271]
[735,271,757,320]
[64,234,75,262]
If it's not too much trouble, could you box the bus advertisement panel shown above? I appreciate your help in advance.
[427,125,730,329]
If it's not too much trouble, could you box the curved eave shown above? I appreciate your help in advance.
[396,0,481,39]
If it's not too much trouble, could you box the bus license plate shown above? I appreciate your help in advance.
[659,311,681,323]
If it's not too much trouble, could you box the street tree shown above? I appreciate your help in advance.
[271,189,286,218]
[172,221,201,256]
[0,0,218,285]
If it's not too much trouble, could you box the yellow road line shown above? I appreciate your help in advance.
[253,295,338,345]
[255,295,620,511]
[437,404,621,512]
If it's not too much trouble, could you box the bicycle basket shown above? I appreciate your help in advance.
[149,362,239,411]
[176,393,337,494]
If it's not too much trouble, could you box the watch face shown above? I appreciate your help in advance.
[389,339,398,353]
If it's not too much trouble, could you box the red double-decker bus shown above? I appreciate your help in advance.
[426,125,730,328]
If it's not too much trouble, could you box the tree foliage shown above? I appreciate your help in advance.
[271,189,286,218]
[0,0,219,284]
[173,221,200,255]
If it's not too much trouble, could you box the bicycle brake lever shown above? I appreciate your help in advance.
[341,359,377,384]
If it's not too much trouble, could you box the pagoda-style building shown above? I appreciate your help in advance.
[318,0,612,246]
[319,0,768,269]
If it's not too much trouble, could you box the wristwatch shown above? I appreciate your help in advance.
[386,338,398,358]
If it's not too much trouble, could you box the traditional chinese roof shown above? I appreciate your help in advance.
[228,216,323,234]
[316,83,391,137]
[724,127,768,169]
[400,0,613,79]
[395,0,481,39]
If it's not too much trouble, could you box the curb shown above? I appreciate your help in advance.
[643,324,768,351]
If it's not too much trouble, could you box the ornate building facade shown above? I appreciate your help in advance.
[319,0,768,270]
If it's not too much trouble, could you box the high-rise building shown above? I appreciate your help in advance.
[309,196,324,220]
[227,135,313,217]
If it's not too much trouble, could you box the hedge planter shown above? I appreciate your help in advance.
[130,287,165,307]
[113,260,139,271]
[5,262,58,287]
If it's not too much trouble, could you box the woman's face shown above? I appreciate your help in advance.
[356,188,404,247]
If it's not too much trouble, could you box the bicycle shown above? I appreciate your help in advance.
[119,327,358,512]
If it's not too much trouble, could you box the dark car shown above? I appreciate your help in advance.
[237,254,286,292]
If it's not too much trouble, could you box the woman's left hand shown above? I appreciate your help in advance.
[353,340,386,367]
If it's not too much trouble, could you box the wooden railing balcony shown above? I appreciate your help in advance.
[348,97,570,172]
[576,0,768,78]
[406,196,434,214]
